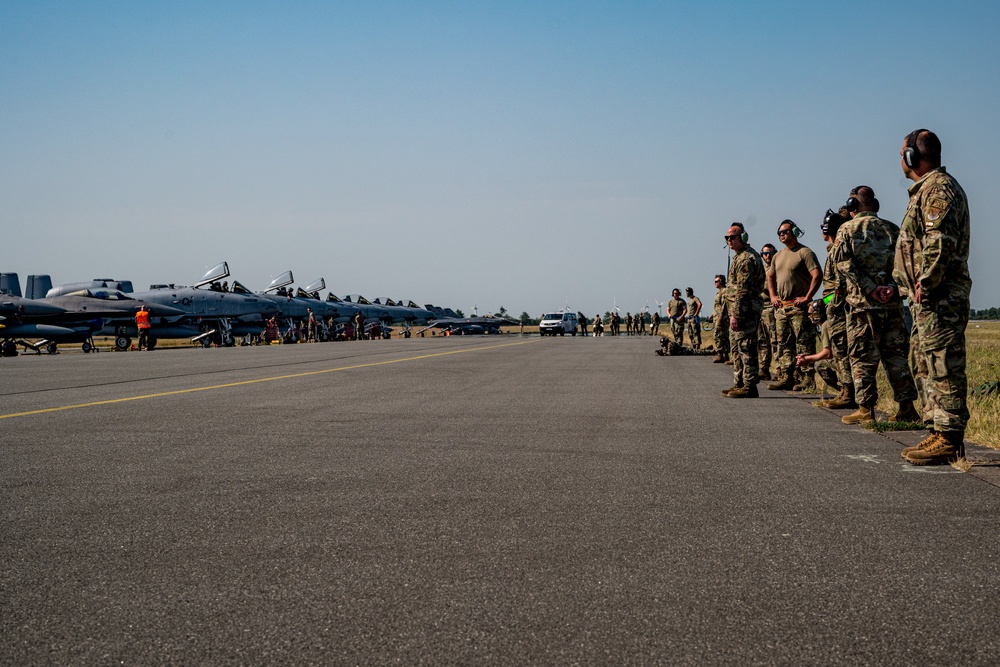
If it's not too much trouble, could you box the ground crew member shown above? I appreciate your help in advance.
[135,305,151,351]
[833,185,918,425]
[820,208,857,409]
[650,311,660,336]
[758,244,777,379]
[667,289,686,346]
[354,311,365,340]
[894,129,972,465]
[767,220,822,391]
[712,274,729,363]
[796,300,840,394]
[722,223,765,398]
[685,287,703,350]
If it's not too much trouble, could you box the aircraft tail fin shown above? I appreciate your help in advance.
[26,275,52,300]
[0,273,22,297]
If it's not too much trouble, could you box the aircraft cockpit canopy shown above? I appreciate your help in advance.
[72,289,134,301]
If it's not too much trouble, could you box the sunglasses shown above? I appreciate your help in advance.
[777,228,793,236]
[724,234,741,241]
[761,251,774,256]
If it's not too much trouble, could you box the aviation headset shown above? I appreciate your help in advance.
[903,128,930,169]
[844,186,880,213]
[731,222,749,243]
[821,209,846,237]
[777,219,804,239]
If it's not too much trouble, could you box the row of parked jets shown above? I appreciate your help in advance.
[0,262,518,356]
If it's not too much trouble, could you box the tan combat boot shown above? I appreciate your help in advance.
[822,386,847,407]
[841,404,875,425]
[792,373,815,392]
[825,384,857,409]
[903,431,963,465]
[891,401,920,423]
[901,430,937,457]
[768,374,795,391]
[721,385,741,396]
[713,353,726,364]
[727,384,760,399]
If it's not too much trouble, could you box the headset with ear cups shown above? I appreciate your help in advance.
[732,222,748,243]
[845,186,880,213]
[903,128,929,169]
[777,219,803,238]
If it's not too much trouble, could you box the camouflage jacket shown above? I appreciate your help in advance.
[822,242,846,312]
[833,212,901,311]
[713,287,728,321]
[893,167,972,304]
[726,245,765,325]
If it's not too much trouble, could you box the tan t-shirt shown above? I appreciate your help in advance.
[772,243,820,300]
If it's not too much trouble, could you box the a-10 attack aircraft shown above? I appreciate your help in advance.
[31,262,277,350]
[1,274,186,355]
[414,306,518,335]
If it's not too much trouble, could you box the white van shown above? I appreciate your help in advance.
[539,311,578,336]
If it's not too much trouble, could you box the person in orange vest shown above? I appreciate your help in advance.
[135,305,151,351]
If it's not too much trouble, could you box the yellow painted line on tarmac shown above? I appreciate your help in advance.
[0,339,539,420]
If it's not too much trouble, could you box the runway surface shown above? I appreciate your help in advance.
[3,336,999,665]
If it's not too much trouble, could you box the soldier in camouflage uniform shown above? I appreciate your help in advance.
[820,208,857,409]
[685,287,703,350]
[796,300,840,393]
[758,244,777,380]
[667,288,686,346]
[767,221,822,391]
[650,311,660,336]
[722,223,765,398]
[712,274,729,363]
[893,130,972,465]
[833,186,918,425]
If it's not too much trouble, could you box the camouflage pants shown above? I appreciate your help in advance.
[815,359,840,392]
[827,301,853,388]
[774,305,815,381]
[714,316,730,356]
[671,319,684,346]
[846,308,917,408]
[686,318,702,349]
[729,319,760,387]
[758,308,772,374]
[910,302,970,432]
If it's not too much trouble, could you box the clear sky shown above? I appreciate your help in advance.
[3,1,998,317]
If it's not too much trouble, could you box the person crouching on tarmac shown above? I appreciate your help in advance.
[795,300,841,398]
[721,222,766,398]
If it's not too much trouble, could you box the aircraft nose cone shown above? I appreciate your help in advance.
[147,303,188,317]
[21,300,68,317]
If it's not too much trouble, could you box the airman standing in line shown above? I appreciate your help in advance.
[650,311,660,336]
[712,274,729,363]
[894,129,972,465]
[767,220,822,391]
[636,311,646,335]
[820,208,857,409]
[758,244,777,380]
[833,185,918,425]
[667,288,687,346]
[722,223,765,398]
[685,287,703,350]
[625,312,633,336]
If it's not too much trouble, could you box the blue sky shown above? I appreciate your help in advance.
[3,1,998,316]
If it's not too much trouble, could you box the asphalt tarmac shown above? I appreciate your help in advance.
[2,336,999,665]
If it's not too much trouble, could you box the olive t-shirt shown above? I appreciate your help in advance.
[772,244,821,300]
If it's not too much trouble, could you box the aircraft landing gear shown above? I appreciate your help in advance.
[2,340,17,357]
[46,342,59,355]
[115,335,132,351]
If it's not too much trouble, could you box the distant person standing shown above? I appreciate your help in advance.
[712,274,729,363]
[758,244,777,380]
[833,185,918,426]
[650,311,660,336]
[354,311,365,340]
[767,220,822,391]
[685,287,703,350]
[894,129,972,465]
[135,305,151,351]
[667,289,687,346]
[635,311,646,335]
[820,209,856,409]
[307,309,316,342]
[722,223,765,398]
